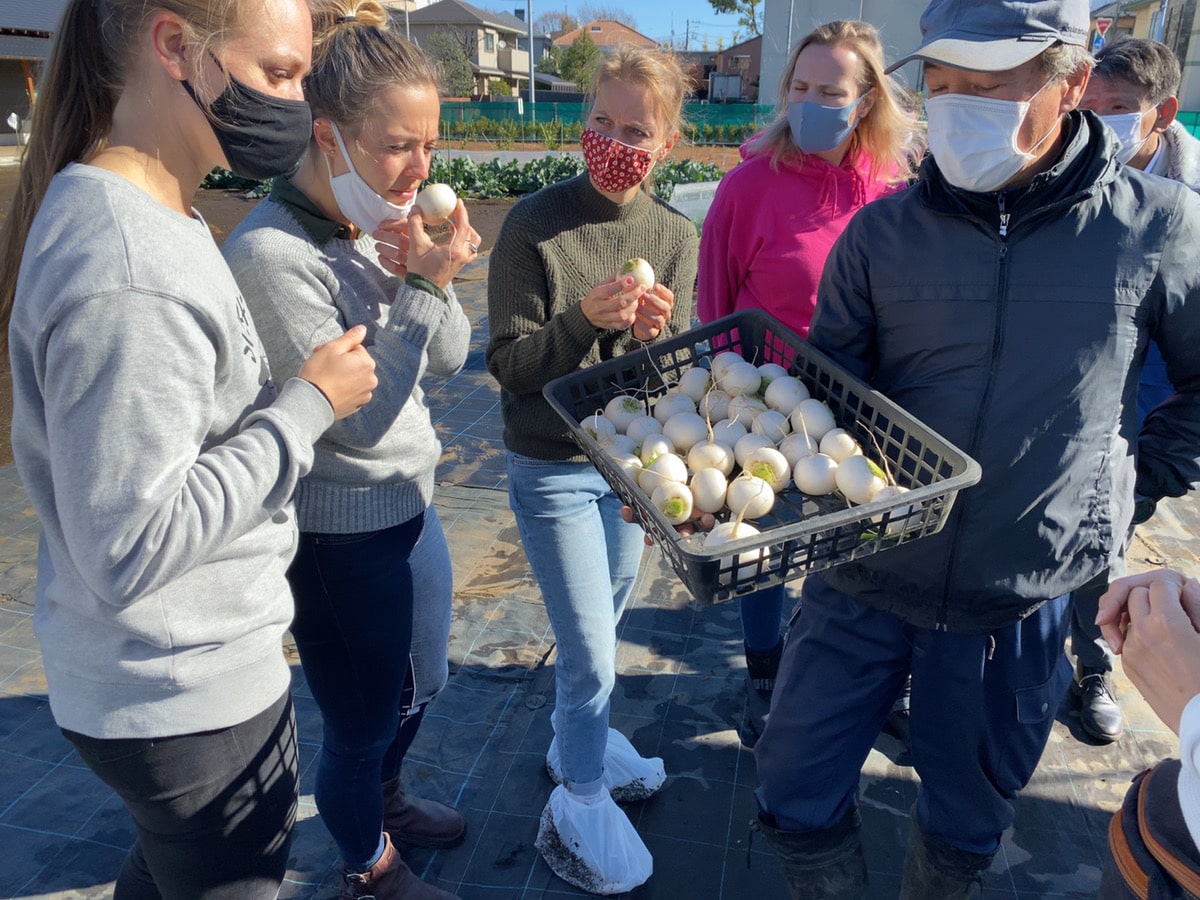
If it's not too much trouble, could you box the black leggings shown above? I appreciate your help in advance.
[63,691,298,900]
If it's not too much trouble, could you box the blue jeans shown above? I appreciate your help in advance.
[740,584,787,653]
[506,453,646,792]
[64,691,297,900]
[287,506,452,868]
[756,574,1072,857]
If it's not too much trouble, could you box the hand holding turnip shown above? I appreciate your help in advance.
[632,283,674,341]
[404,201,480,289]
[580,273,642,331]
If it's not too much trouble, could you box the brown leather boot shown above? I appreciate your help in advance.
[339,833,461,900]
[381,777,467,849]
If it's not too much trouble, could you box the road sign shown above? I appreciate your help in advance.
[1096,17,1113,35]
[1093,33,1106,51]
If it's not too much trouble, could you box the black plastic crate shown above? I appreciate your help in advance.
[543,310,982,605]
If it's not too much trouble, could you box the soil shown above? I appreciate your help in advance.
[0,141,737,467]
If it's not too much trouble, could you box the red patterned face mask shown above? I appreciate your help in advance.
[581,128,659,193]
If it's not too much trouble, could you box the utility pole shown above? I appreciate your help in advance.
[528,0,536,121]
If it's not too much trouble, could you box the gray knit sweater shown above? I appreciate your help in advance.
[485,174,699,460]
[223,179,471,533]
[9,164,333,739]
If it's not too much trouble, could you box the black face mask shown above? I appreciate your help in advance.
[182,61,312,181]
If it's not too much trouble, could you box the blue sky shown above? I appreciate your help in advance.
[517,0,748,50]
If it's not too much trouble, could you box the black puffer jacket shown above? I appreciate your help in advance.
[810,111,1200,634]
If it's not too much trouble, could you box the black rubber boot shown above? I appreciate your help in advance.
[898,814,991,899]
[755,807,868,900]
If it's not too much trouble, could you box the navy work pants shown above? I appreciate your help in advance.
[756,573,1072,857]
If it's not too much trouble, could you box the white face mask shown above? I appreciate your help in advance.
[325,122,413,235]
[925,80,1059,193]
[1100,111,1151,165]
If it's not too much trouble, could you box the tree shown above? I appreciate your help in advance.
[707,0,761,35]
[537,43,563,76]
[425,30,475,98]
[579,4,637,28]
[559,31,601,89]
[535,10,578,37]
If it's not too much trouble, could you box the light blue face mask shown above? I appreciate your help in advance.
[787,91,871,154]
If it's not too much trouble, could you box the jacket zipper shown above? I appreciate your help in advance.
[936,193,1010,630]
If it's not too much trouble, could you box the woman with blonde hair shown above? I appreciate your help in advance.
[222,1,475,897]
[486,44,698,895]
[0,0,377,895]
[696,21,924,744]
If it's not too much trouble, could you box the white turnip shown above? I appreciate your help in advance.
[728,395,768,429]
[820,428,862,463]
[698,390,733,422]
[639,433,675,466]
[718,360,762,397]
[687,439,735,476]
[690,467,729,514]
[620,257,655,290]
[704,519,765,586]
[790,398,837,443]
[763,375,810,414]
[663,412,709,453]
[726,473,775,518]
[676,366,712,403]
[742,446,791,493]
[751,409,790,444]
[603,394,645,433]
[638,451,688,493]
[778,432,820,467]
[836,454,887,505]
[652,391,696,423]
[651,481,693,525]
[793,453,839,495]
[414,183,457,224]
[710,418,747,447]
[625,415,662,445]
[581,412,616,443]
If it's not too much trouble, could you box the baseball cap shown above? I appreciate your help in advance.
[886,0,1090,74]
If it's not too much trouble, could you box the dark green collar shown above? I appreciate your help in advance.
[268,176,355,246]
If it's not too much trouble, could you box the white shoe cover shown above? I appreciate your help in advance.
[545,728,667,802]
[535,785,653,895]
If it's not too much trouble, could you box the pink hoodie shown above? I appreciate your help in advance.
[697,144,903,338]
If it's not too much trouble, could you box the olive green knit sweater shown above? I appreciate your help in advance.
[486,173,699,461]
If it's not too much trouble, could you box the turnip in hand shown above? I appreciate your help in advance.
[620,257,655,291]
[414,183,457,224]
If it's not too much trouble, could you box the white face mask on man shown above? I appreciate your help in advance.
[924,78,1060,193]
[1099,111,1151,165]
[325,122,414,235]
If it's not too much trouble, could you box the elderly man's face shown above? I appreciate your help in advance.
[925,53,1089,188]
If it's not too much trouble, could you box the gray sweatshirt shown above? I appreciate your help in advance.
[8,164,334,739]
[222,180,471,534]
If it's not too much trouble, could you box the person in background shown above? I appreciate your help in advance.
[1067,36,1200,744]
[0,0,378,895]
[485,45,698,896]
[752,0,1200,895]
[696,19,923,747]
[1097,568,1200,895]
[222,3,474,898]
